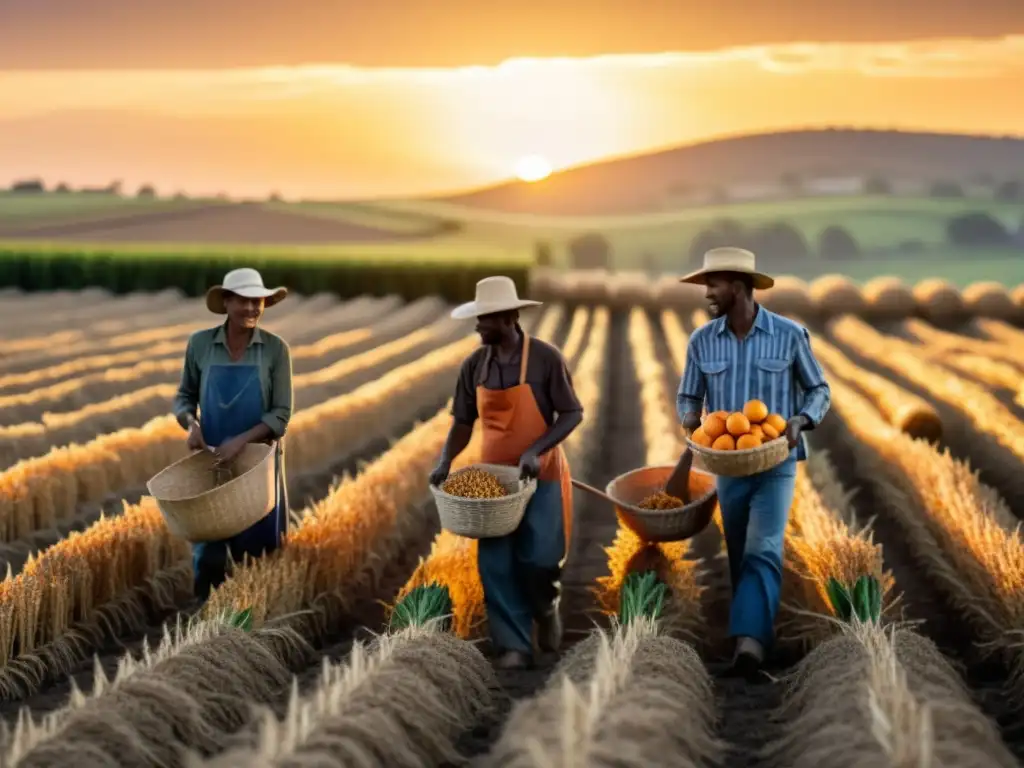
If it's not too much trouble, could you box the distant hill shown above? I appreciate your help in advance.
[438,129,1024,216]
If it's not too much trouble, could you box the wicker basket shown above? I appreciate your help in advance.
[147,443,277,543]
[431,463,537,538]
[605,464,718,543]
[685,435,790,477]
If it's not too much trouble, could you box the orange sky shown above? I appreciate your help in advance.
[3,35,1024,198]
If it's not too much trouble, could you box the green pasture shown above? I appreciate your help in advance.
[0,192,215,228]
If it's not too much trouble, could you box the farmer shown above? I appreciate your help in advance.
[172,267,294,601]
[676,247,831,679]
[429,276,583,670]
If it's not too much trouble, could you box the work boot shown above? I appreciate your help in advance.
[536,605,563,653]
[728,636,764,682]
[494,649,532,670]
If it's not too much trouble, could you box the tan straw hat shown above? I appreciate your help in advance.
[451,276,542,320]
[206,268,289,314]
[679,247,775,290]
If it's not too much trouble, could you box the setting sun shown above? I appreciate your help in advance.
[514,154,553,183]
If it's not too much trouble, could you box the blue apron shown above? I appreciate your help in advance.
[192,344,288,601]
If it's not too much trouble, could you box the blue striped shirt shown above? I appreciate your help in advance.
[676,305,831,461]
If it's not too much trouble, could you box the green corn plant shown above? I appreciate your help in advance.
[227,607,254,632]
[389,583,454,632]
[825,575,882,624]
[619,570,668,625]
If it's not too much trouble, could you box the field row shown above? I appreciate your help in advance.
[0,295,1021,765]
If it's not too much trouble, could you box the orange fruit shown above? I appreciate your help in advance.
[726,412,751,436]
[764,413,787,434]
[711,434,736,451]
[736,433,762,450]
[749,424,765,440]
[691,427,713,447]
[702,414,727,440]
[743,399,768,423]
[761,422,780,440]
[711,410,729,421]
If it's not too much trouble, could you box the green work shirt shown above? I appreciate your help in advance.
[172,322,293,439]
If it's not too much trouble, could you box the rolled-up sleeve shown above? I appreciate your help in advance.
[173,335,200,430]
[262,340,293,438]
[676,341,705,422]
[794,327,831,428]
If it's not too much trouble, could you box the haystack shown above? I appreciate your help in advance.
[809,275,866,320]
[860,276,916,322]
[528,267,569,303]
[759,276,815,321]
[562,269,612,305]
[913,278,966,327]
[607,271,654,310]
[962,281,1018,322]
[652,275,705,313]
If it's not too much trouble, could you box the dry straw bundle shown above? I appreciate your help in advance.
[975,317,1024,346]
[901,318,1023,371]
[809,275,866,321]
[479,617,722,768]
[962,281,1018,322]
[825,376,1024,680]
[860,276,916,322]
[5,619,313,768]
[809,336,942,441]
[606,271,654,310]
[754,275,813,321]
[652,275,705,314]
[763,618,1017,768]
[563,307,609,469]
[912,278,966,327]
[198,623,495,768]
[563,269,612,305]
[558,306,591,369]
[628,308,684,466]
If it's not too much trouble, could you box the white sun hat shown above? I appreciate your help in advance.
[451,276,542,320]
[206,268,289,314]
[679,246,775,290]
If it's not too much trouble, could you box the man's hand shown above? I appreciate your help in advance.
[785,415,809,449]
[682,412,701,433]
[429,460,452,487]
[186,420,207,451]
[213,435,248,467]
[518,449,541,480]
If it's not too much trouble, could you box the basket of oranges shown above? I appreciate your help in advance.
[685,399,791,477]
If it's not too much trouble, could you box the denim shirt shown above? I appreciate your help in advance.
[676,306,830,461]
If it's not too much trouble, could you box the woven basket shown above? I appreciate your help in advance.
[686,435,790,478]
[431,463,537,538]
[147,443,276,543]
[605,464,718,543]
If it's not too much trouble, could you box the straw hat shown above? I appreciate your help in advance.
[451,276,542,320]
[679,247,775,290]
[206,268,289,314]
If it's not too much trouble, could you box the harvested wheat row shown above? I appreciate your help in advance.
[479,618,722,768]
[5,619,313,768]
[659,308,689,377]
[810,336,942,441]
[901,318,1023,371]
[776,452,895,652]
[563,306,608,470]
[0,332,481,543]
[200,404,458,627]
[197,624,495,768]
[830,316,1024,474]
[559,306,590,367]
[763,619,1017,768]
[825,375,1024,679]
[976,317,1024,346]
[533,303,565,345]
[628,308,683,466]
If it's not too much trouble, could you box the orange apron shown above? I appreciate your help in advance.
[476,333,573,558]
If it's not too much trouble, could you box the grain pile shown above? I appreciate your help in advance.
[440,468,507,499]
[637,491,684,510]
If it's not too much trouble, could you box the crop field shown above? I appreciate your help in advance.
[0,273,1021,767]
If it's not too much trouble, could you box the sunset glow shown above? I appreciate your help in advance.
[514,155,553,183]
[2,35,1023,197]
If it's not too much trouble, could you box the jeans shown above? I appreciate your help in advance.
[716,458,797,649]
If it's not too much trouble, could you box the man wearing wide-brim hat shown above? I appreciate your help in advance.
[676,247,831,680]
[172,267,293,601]
[430,276,583,670]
